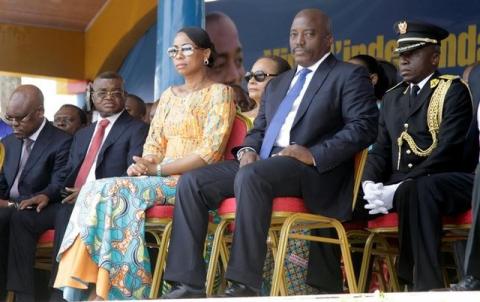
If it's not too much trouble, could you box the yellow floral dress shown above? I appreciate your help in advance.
[54,83,235,300]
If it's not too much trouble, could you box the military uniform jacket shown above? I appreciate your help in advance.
[363,71,472,185]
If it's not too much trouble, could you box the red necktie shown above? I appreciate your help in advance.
[74,119,110,188]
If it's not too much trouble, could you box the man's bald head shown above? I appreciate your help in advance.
[9,85,44,110]
[290,8,333,67]
[6,84,45,138]
[206,12,245,85]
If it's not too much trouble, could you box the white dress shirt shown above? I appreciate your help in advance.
[274,52,331,147]
[85,110,123,183]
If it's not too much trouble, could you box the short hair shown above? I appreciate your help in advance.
[350,54,388,100]
[257,55,291,74]
[177,27,217,68]
[95,71,125,86]
[58,104,88,125]
[126,93,147,116]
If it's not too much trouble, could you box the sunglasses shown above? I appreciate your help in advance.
[244,70,278,82]
[167,44,201,58]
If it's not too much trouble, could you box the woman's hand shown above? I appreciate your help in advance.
[127,156,158,176]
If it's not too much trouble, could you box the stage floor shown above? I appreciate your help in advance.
[147,291,480,301]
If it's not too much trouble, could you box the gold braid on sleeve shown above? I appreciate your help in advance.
[396,79,452,170]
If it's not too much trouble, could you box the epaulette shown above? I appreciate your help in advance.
[385,80,407,94]
[439,74,460,80]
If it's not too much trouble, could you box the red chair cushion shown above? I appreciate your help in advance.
[38,229,55,244]
[146,205,175,219]
[368,213,398,229]
[218,197,307,216]
[368,209,473,229]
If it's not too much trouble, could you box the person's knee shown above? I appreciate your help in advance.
[394,180,418,208]
[234,163,260,189]
[10,211,31,229]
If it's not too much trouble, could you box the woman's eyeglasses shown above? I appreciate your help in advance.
[167,44,201,58]
[244,70,278,82]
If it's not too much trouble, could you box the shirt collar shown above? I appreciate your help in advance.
[410,72,434,92]
[28,118,46,142]
[97,110,123,126]
[296,52,331,74]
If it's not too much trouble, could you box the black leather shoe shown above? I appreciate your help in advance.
[221,281,259,297]
[450,275,480,291]
[161,283,206,299]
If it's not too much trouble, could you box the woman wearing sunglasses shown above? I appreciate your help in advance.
[244,56,291,120]
[54,27,235,301]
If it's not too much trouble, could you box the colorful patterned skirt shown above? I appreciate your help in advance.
[54,175,178,301]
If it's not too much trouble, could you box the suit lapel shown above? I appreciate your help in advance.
[6,138,22,185]
[266,70,296,123]
[21,122,51,177]
[96,111,130,166]
[292,54,335,128]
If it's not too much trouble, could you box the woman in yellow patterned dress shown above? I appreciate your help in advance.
[54,27,235,301]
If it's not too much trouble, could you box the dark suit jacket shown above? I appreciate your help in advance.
[63,110,149,186]
[240,54,379,220]
[363,71,473,184]
[0,121,72,202]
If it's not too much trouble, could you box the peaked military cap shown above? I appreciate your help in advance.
[394,20,449,54]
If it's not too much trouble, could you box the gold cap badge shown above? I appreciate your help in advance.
[398,21,408,34]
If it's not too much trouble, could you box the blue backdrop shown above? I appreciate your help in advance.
[119,0,480,102]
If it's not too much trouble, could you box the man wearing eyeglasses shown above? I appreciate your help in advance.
[45,71,149,301]
[163,8,378,298]
[0,84,72,302]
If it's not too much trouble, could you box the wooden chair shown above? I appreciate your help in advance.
[146,114,251,298]
[205,149,368,296]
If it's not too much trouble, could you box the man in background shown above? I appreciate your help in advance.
[125,93,147,121]
[206,12,246,86]
[53,104,88,135]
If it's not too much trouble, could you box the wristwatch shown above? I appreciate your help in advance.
[236,147,257,161]
[7,201,16,208]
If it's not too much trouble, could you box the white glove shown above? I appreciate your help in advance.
[364,183,402,215]
[362,181,383,201]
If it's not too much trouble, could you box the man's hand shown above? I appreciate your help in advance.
[62,187,80,204]
[276,145,315,165]
[0,199,10,208]
[239,151,259,168]
[127,156,157,176]
[19,194,49,212]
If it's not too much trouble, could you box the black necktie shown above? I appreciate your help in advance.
[409,85,420,108]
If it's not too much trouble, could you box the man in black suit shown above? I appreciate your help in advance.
[0,85,72,301]
[359,21,473,291]
[162,8,378,298]
[44,71,148,301]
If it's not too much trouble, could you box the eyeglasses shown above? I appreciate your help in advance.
[93,90,124,99]
[244,70,278,82]
[167,44,201,58]
[5,107,40,124]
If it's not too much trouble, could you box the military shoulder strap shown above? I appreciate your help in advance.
[396,76,454,169]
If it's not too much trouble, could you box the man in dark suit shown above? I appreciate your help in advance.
[360,21,473,291]
[43,71,148,301]
[162,8,378,298]
[0,85,72,301]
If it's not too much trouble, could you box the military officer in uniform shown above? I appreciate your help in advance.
[359,21,474,290]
